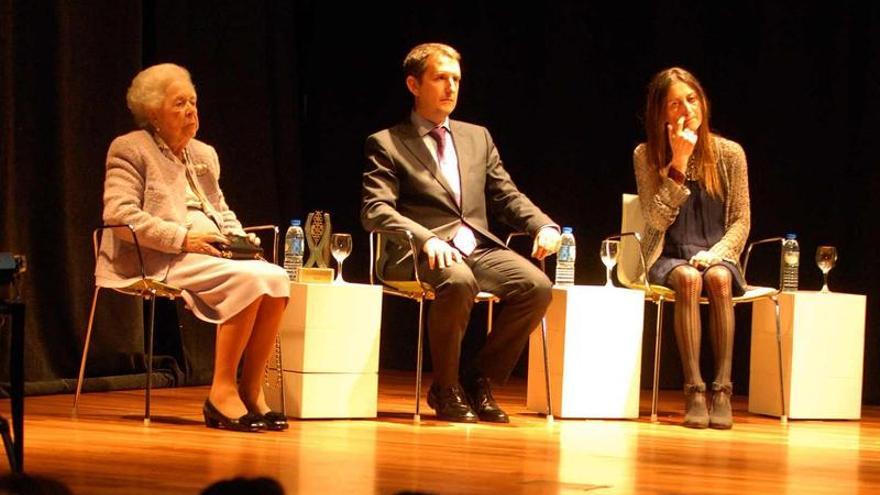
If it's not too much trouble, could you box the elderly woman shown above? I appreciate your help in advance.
[95,63,290,432]
[633,67,751,430]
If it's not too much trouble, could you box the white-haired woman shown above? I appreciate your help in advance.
[95,63,290,432]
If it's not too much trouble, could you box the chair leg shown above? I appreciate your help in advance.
[539,316,554,422]
[414,298,425,423]
[773,296,787,424]
[486,300,494,334]
[144,293,156,425]
[0,417,16,473]
[73,286,102,416]
[276,334,287,417]
[651,296,665,423]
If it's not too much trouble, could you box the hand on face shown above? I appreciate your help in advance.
[423,236,463,270]
[667,116,698,172]
[664,81,702,172]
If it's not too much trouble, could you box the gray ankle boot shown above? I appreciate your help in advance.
[709,382,733,430]
[683,383,709,429]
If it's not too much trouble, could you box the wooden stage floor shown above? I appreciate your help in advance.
[2,372,879,494]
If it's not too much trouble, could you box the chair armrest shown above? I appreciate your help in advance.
[741,236,784,289]
[368,228,422,289]
[94,224,148,281]
[243,225,280,264]
[504,232,528,246]
[504,232,547,274]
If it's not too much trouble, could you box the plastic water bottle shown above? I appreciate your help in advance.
[555,227,576,286]
[284,219,305,281]
[780,233,799,292]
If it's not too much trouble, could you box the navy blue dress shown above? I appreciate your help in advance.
[647,180,747,296]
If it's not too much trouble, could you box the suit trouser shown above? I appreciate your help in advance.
[391,245,552,387]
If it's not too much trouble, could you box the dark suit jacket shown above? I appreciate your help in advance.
[361,118,554,270]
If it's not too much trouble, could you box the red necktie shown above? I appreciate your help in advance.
[429,126,447,161]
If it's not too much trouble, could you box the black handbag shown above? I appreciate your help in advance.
[214,234,264,260]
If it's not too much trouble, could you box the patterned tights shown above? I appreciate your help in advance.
[668,264,735,386]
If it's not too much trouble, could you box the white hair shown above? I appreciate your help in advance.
[126,63,194,128]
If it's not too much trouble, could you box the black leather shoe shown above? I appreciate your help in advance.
[427,384,478,423]
[203,400,267,432]
[462,375,510,423]
[260,411,289,431]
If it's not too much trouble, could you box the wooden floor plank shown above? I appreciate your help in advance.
[1,372,878,494]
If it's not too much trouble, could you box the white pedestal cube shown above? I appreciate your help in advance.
[749,291,866,419]
[265,282,382,418]
[527,285,645,419]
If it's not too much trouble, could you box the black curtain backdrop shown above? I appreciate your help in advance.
[1,1,878,403]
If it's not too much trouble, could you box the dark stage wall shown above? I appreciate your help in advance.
[2,1,878,402]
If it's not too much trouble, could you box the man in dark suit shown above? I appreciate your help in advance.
[361,43,561,423]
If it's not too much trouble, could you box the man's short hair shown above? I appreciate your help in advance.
[403,43,461,80]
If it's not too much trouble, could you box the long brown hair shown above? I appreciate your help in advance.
[644,67,720,197]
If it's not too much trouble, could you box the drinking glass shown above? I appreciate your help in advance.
[600,239,620,288]
[815,245,837,293]
[331,233,353,283]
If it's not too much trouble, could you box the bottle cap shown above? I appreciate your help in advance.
[291,219,301,227]
[785,233,797,240]
[562,226,573,234]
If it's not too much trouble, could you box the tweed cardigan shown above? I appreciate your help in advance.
[95,130,244,286]
[632,135,751,280]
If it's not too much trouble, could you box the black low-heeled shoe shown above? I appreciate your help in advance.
[260,411,289,431]
[203,400,267,432]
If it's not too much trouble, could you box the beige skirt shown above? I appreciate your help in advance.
[163,209,290,324]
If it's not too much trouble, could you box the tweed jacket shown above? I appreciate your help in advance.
[361,118,555,267]
[633,135,751,279]
[95,130,244,287]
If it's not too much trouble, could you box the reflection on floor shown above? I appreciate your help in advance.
[3,371,879,494]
